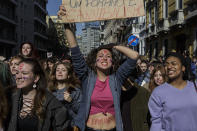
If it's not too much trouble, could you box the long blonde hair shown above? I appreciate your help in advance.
[48,62,80,92]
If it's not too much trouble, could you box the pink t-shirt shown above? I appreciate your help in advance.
[89,77,115,115]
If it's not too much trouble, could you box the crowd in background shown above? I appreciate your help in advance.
[0,8,197,131]
[0,36,197,131]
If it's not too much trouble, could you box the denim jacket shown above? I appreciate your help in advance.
[70,46,137,131]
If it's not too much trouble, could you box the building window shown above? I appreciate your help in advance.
[149,8,152,24]
[149,44,152,59]
[163,0,168,18]
[154,42,158,58]
[21,2,23,8]
[21,35,24,41]
[177,0,183,9]
[154,2,158,25]
[164,39,168,56]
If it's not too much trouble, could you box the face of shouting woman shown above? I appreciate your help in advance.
[15,62,39,89]
[96,49,113,71]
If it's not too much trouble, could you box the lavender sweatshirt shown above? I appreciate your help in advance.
[148,81,197,131]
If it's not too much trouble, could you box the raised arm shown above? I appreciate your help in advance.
[114,45,139,86]
[58,6,89,80]
[64,27,77,48]
[113,45,139,60]
[58,5,77,48]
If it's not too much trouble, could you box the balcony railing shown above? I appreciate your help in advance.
[185,2,197,20]
[34,0,46,11]
[185,0,197,5]
[10,0,17,5]
[34,17,47,27]
[34,32,48,40]
[148,24,157,37]
[170,9,184,27]
[157,18,169,33]
[0,10,16,24]
[0,35,17,42]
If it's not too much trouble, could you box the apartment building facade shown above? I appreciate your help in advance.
[0,0,17,58]
[0,0,48,58]
[145,0,197,58]
[81,23,100,57]
[100,17,146,55]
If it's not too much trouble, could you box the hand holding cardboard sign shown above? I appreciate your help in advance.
[57,5,67,20]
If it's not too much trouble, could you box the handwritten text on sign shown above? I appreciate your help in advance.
[62,0,145,23]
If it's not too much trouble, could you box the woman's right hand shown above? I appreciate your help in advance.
[57,5,67,19]
[58,5,78,47]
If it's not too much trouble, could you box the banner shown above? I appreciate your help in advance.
[61,0,145,23]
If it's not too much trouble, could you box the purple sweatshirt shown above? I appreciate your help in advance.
[148,81,197,131]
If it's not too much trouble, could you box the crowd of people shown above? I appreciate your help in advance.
[0,5,197,131]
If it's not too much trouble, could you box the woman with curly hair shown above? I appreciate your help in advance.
[65,30,138,131]
[48,62,81,124]
[7,58,69,131]
[149,52,197,131]
[59,7,139,131]
[148,65,167,92]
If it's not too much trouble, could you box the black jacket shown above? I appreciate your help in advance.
[7,89,70,131]
[121,84,150,131]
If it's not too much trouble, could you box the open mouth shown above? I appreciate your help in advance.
[168,70,175,74]
[101,62,108,66]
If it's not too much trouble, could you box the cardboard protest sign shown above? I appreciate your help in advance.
[61,0,145,23]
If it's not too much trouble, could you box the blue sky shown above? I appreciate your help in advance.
[47,0,61,15]
[46,0,83,35]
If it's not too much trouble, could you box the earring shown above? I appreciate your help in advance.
[33,83,37,89]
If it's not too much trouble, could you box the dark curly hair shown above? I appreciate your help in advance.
[86,44,120,74]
